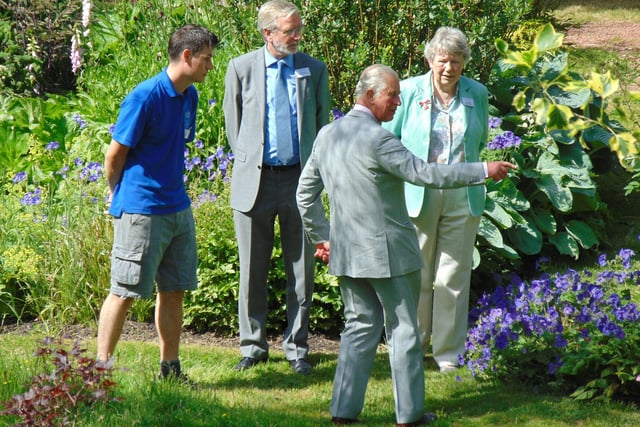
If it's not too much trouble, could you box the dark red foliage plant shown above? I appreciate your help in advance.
[1,336,122,426]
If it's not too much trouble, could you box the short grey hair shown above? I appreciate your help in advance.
[257,0,300,33]
[424,26,471,64]
[354,64,398,98]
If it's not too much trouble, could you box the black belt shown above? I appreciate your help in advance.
[262,163,300,172]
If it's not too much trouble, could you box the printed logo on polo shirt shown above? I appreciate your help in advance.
[184,108,192,139]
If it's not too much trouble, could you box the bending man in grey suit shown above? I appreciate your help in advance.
[296,64,516,426]
[223,0,331,375]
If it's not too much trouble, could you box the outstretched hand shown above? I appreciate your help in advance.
[314,241,330,264]
[486,161,518,182]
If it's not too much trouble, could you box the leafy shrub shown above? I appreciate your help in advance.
[186,188,239,335]
[0,0,83,95]
[0,95,111,325]
[1,336,120,426]
[473,24,640,282]
[301,0,542,113]
[464,246,640,402]
[187,183,342,336]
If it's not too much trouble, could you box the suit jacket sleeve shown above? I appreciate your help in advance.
[375,130,486,188]
[315,64,331,129]
[296,145,330,244]
[223,59,241,152]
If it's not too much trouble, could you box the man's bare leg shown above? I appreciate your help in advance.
[97,293,134,361]
[156,290,184,362]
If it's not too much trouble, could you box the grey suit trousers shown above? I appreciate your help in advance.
[330,270,425,424]
[233,167,315,361]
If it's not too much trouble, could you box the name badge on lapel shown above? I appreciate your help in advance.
[295,67,311,78]
[461,97,474,107]
[295,67,312,99]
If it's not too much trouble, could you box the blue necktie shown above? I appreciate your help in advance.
[275,61,293,165]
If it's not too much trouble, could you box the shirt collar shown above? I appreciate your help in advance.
[160,68,180,97]
[264,46,294,69]
[353,103,377,121]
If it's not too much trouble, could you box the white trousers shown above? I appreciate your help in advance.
[412,187,481,367]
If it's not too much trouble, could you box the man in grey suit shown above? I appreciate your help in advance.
[223,0,331,374]
[296,64,516,426]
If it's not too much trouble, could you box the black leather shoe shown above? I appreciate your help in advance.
[233,356,267,371]
[331,416,358,425]
[289,358,312,375]
[396,412,437,427]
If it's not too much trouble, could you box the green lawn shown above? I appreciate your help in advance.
[1,331,639,427]
[553,0,640,24]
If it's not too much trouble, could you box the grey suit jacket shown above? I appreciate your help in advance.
[223,46,331,213]
[296,109,486,279]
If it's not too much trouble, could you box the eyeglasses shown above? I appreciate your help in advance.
[277,26,303,37]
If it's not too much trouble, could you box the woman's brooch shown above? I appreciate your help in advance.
[418,99,431,110]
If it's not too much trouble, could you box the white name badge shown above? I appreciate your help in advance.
[462,97,474,107]
[295,67,311,78]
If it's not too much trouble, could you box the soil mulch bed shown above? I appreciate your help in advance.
[0,320,342,354]
[563,20,640,54]
[563,19,640,89]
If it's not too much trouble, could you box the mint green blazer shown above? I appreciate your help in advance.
[382,71,488,217]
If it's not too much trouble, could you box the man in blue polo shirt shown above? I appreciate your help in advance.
[97,25,219,381]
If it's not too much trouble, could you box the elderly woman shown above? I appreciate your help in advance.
[382,26,489,373]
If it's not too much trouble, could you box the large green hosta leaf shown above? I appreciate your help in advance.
[536,174,573,212]
[565,220,598,249]
[493,244,520,260]
[477,217,519,261]
[506,221,542,255]
[478,216,505,248]
[531,208,556,235]
[535,148,597,212]
[549,232,580,259]
[484,197,513,229]
[486,178,530,211]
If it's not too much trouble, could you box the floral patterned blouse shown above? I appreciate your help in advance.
[428,90,466,165]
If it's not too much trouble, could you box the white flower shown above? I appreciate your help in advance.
[82,0,92,28]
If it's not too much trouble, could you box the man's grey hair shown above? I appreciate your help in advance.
[257,0,300,33]
[354,64,398,98]
[424,26,471,64]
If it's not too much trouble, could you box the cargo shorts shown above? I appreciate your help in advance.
[109,207,198,298]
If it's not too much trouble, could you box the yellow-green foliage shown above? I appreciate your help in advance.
[1,247,43,282]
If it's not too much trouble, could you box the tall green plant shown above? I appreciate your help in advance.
[475,23,640,275]
[300,0,538,112]
[0,0,81,95]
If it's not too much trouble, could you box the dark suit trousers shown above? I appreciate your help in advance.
[233,166,315,361]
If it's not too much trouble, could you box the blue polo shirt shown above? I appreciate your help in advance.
[109,69,196,216]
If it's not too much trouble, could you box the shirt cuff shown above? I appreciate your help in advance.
[483,162,488,178]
